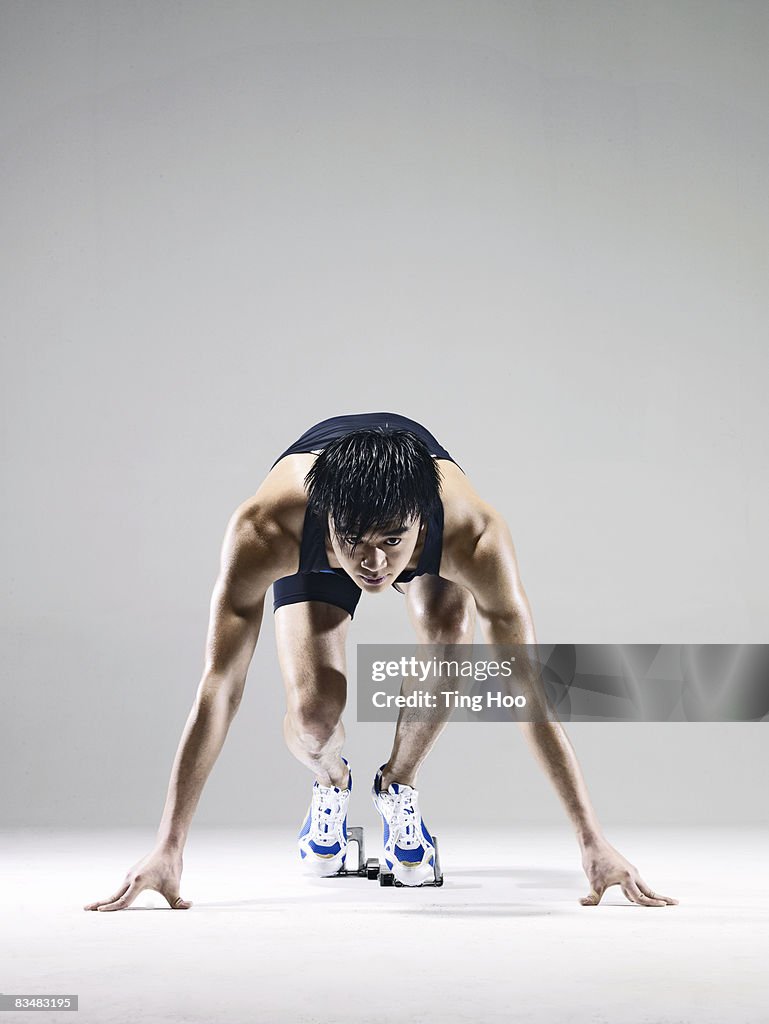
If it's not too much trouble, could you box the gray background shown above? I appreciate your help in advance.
[2,1,767,829]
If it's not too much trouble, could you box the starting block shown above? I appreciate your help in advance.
[333,826,444,887]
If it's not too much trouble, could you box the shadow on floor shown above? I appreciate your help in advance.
[449,867,584,889]
[172,900,562,918]
[385,902,562,918]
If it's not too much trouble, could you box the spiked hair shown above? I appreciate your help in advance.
[303,428,443,554]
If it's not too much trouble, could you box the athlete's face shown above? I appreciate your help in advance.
[328,516,424,591]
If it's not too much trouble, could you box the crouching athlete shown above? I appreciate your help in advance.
[85,412,677,910]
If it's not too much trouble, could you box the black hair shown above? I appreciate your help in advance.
[303,428,443,555]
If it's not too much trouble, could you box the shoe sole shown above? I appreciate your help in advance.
[386,857,435,887]
[299,848,347,877]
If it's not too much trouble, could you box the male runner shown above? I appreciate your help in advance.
[85,412,677,910]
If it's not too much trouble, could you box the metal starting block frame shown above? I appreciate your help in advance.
[333,826,444,887]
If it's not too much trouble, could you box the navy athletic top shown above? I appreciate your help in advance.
[270,412,463,588]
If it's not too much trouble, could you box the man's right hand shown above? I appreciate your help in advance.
[83,847,192,912]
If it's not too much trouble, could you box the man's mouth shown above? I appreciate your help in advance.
[360,573,388,586]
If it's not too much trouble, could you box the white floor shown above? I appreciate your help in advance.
[1,827,767,1024]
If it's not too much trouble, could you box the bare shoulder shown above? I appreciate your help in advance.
[437,461,527,621]
[438,460,505,573]
[221,454,315,597]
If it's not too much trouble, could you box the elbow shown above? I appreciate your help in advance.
[197,671,246,714]
[480,608,536,647]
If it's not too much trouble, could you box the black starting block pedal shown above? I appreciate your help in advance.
[331,826,381,879]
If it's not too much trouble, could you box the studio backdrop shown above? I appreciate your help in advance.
[1,0,766,830]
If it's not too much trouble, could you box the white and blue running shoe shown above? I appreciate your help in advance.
[372,766,436,886]
[297,759,352,877]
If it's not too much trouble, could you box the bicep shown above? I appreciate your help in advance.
[457,515,535,642]
[203,582,266,682]
[202,510,279,681]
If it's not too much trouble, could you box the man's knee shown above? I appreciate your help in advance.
[412,594,476,642]
[285,700,344,757]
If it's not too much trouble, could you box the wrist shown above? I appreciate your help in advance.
[577,826,606,851]
[155,831,186,855]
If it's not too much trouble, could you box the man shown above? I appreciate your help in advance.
[85,411,677,910]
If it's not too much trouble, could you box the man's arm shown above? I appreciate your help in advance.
[454,512,678,908]
[153,506,280,851]
[85,504,286,911]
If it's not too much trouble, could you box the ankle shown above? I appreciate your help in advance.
[315,757,350,790]
[380,764,417,792]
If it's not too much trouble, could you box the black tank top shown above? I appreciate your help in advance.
[271,412,463,586]
[270,411,461,469]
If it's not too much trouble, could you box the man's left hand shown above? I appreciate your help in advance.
[580,839,679,907]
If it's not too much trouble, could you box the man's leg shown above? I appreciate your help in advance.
[274,600,351,789]
[370,575,476,885]
[275,599,354,875]
[380,574,477,791]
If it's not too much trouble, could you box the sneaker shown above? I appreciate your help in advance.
[297,759,352,876]
[372,766,436,886]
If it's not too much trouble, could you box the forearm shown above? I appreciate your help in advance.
[518,719,605,848]
[154,683,240,852]
[481,610,605,850]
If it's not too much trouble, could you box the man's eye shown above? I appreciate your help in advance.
[344,537,400,547]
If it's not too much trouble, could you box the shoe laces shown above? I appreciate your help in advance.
[311,785,347,838]
[390,787,421,845]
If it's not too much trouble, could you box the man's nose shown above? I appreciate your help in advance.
[361,547,387,569]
